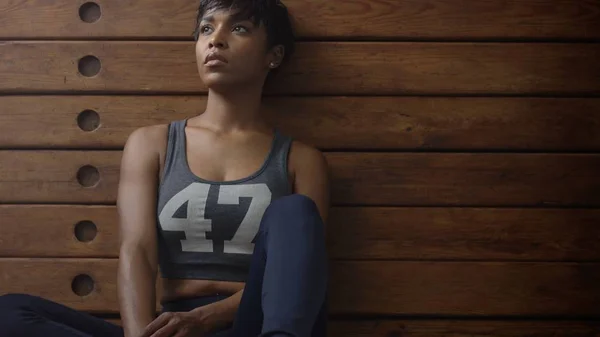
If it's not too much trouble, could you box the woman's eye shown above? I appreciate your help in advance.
[200,25,213,34]
[233,25,249,33]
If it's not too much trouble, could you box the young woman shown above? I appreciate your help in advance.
[0,0,330,336]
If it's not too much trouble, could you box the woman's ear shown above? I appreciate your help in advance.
[267,45,285,69]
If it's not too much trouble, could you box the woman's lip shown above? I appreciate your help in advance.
[204,53,228,64]
[205,59,227,66]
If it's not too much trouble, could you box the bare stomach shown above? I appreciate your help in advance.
[160,278,245,302]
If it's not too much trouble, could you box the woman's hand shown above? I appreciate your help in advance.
[139,291,242,337]
[139,309,213,337]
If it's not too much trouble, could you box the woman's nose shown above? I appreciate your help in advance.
[209,30,228,49]
[209,39,226,49]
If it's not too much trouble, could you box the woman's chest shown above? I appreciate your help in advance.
[185,132,273,182]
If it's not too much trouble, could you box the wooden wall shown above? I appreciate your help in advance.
[2,0,600,335]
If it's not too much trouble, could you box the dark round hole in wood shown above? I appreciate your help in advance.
[71,274,95,297]
[74,221,97,242]
[77,165,100,188]
[78,55,101,77]
[77,110,100,132]
[79,2,101,23]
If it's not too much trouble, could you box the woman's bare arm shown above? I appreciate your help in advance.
[117,126,163,337]
[289,141,331,223]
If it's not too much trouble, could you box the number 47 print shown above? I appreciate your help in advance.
[159,183,272,255]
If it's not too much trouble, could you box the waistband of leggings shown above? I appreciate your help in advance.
[160,294,230,313]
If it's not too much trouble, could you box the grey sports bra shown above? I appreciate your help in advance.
[156,119,293,282]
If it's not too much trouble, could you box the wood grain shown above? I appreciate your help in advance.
[1,259,599,316]
[2,96,600,151]
[2,205,600,262]
[0,206,118,258]
[331,261,600,316]
[330,153,600,207]
[103,319,600,336]
[0,151,120,204]
[2,42,600,95]
[2,151,599,206]
[0,259,118,313]
[328,207,600,261]
[1,0,599,40]
[326,320,600,336]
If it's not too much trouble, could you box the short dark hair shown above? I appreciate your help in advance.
[193,0,295,65]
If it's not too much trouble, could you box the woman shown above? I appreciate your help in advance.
[0,0,330,336]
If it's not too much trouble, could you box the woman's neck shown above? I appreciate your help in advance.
[195,84,269,133]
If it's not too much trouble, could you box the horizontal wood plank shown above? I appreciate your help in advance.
[2,96,600,151]
[332,261,600,316]
[1,0,599,40]
[0,206,118,258]
[327,320,600,336]
[2,42,600,95]
[0,259,119,313]
[103,319,600,336]
[2,205,600,261]
[1,259,599,316]
[329,208,600,261]
[0,151,121,204]
[330,153,600,206]
[1,151,599,206]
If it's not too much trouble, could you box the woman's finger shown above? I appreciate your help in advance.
[140,312,172,337]
[171,328,192,337]
[150,320,180,337]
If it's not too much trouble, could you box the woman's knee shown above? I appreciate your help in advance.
[263,194,323,227]
[0,293,37,311]
[0,294,36,333]
[260,194,326,243]
[266,194,319,217]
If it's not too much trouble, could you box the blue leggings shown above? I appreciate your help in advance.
[0,194,329,337]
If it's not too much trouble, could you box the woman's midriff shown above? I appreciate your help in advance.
[160,278,245,302]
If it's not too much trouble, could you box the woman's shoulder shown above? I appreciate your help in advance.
[129,123,169,137]
[289,140,325,162]
[287,140,328,177]
[124,123,170,155]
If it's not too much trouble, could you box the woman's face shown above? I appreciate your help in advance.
[195,8,282,89]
